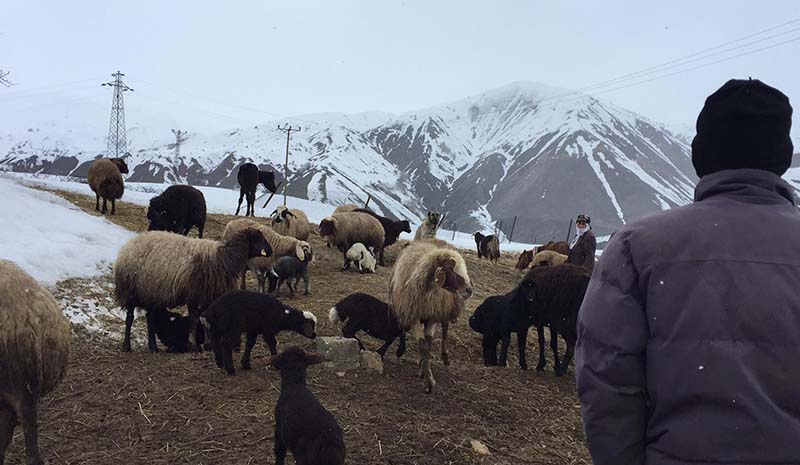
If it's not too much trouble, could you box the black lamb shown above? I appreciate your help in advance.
[235,162,277,216]
[521,264,591,376]
[151,309,206,353]
[328,293,406,359]
[147,185,207,238]
[267,256,310,296]
[468,289,535,369]
[200,290,317,375]
[352,208,412,265]
[270,346,346,465]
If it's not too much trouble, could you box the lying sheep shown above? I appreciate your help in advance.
[88,157,128,215]
[147,185,207,238]
[319,212,385,270]
[114,228,272,353]
[268,256,311,296]
[151,309,206,353]
[353,208,411,265]
[269,346,346,465]
[516,249,568,269]
[332,203,358,215]
[474,232,500,262]
[235,162,277,217]
[344,243,376,273]
[269,206,311,240]
[469,289,535,369]
[390,239,473,392]
[329,293,406,359]
[0,260,70,465]
[223,219,312,293]
[200,290,317,375]
[536,240,570,256]
[413,211,444,240]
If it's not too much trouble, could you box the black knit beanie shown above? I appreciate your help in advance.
[691,79,793,177]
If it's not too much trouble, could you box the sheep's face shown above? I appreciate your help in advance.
[147,208,179,233]
[110,158,129,174]
[319,219,335,238]
[434,257,473,300]
[515,250,534,270]
[259,170,277,193]
[515,277,537,304]
[243,229,273,258]
[266,269,279,293]
[271,206,294,224]
[427,211,443,227]
[267,346,326,371]
[301,311,317,339]
[295,241,313,263]
[399,220,412,234]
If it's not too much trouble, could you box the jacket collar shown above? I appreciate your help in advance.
[694,168,796,206]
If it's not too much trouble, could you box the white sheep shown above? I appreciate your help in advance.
[344,242,376,273]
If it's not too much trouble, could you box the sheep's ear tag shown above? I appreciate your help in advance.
[261,249,268,256]
[434,267,446,288]
[169,316,176,322]
[285,309,290,314]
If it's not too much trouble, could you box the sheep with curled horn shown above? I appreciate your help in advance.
[0,260,70,465]
[269,206,312,241]
[88,157,128,215]
[389,239,473,393]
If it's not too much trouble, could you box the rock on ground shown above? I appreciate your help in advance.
[314,336,360,369]
[359,351,384,374]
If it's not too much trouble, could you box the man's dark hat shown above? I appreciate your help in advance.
[691,78,793,177]
[576,214,590,224]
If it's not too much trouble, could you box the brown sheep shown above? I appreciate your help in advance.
[319,212,385,271]
[0,260,70,465]
[515,249,568,269]
[269,206,311,241]
[535,240,570,256]
[389,239,473,393]
[87,157,128,215]
[474,232,500,262]
[222,219,313,293]
[114,229,272,352]
[332,204,358,215]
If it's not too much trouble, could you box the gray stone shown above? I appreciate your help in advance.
[359,351,384,374]
[314,336,360,370]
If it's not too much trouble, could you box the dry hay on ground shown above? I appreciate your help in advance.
[4,187,590,465]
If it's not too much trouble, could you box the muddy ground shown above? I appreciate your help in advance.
[5,189,590,465]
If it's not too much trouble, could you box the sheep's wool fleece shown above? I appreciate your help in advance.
[223,218,300,270]
[87,159,124,198]
[389,239,470,330]
[0,259,70,397]
[270,209,311,241]
[328,212,385,249]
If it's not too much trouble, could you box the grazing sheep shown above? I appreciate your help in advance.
[223,219,312,293]
[200,291,317,375]
[269,346,346,465]
[267,256,311,297]
[147,185,207,238]
[353,208,411,265]
[468,287,535,369]
[332,203,358,215]
[344,243,376,273]
[521,264,591,376]
[151,309,206,353]
[114,228,272,353]
[235,162,277,217]
[535,240,570,256]
[414,211,444,240]
[515,249,567,270]
[0,260,70,465]
[474,232,500,262]
[319,212,385,270]
[88,157,128,215]
[389,239,473,392]
[269,206,312,241]
[329,293,406,359]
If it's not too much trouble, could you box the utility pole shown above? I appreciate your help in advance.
[101,71,133,158]
[171,129,187,162]
[277,124,301,206]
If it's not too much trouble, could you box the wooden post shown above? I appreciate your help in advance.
[262,181,283,208]
[277,125,301,206]
[452,224,456,241]
[566,219,574,242]
[508,216,517,243]
[364,194,372,209]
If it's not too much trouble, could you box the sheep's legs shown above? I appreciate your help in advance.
[197,224,204,239]
[274,430,287,465]
[263,334,278,355]
[187,306,200,353]
[19,390,42,465]
[482,336,499,366]
[110,198,116,215]
[557,337,575,377]
[212,337,224,368]
[498,332,512,367]
[517,329,529,370]
[396,332,407,358]
[222,335,236,375]
[342,322,365,351]
[441,321,450,366]
[94,193,100,211]
[256,273,266,294]
[536,325,547,372]
[0,403,15,465]
[302,274,310,296]
[101,197,108,214]
[235,189,245,215]
[246,192,255,217]
[418,321,436,393]
[241,332,257,370]
[144,310,159,353]
[379,249,385,267]
[123,306,135,352]
[549,326,561,374]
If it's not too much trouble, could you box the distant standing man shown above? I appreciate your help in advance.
[567,214,596,272]
[576,78,800,465]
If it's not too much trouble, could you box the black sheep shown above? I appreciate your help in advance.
[269,346,346,465]
[147,185,207,238]
[522,264,591,376]
[200,290,317,375]
[267,256,310,296]
[328,293,406,359]
[235,162,277,217]
[473,232,500,262]
[352,208,411,265]
[468,289,535,369]
[150,309,206,353]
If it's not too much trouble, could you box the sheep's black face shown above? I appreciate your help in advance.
[147,208,178,233]
[266,270,279,292]
[259,170,277,193]
[516,250,534,270]
[516,278,537,304]
[111,158,129,174]
[267,346,326,371]
[245,229,272,258]
[319,219,335,237]
[400,220,411,233]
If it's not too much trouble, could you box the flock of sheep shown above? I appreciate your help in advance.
[0,159,593,465]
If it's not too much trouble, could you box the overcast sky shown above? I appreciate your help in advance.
[2,0,800,133]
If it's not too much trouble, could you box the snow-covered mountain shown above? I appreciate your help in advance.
[1,82,704,239]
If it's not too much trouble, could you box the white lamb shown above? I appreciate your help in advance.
[344,243,377,273]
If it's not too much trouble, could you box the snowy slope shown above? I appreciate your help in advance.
[0,175,135,285]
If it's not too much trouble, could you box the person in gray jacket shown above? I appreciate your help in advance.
[576,78,799,465]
